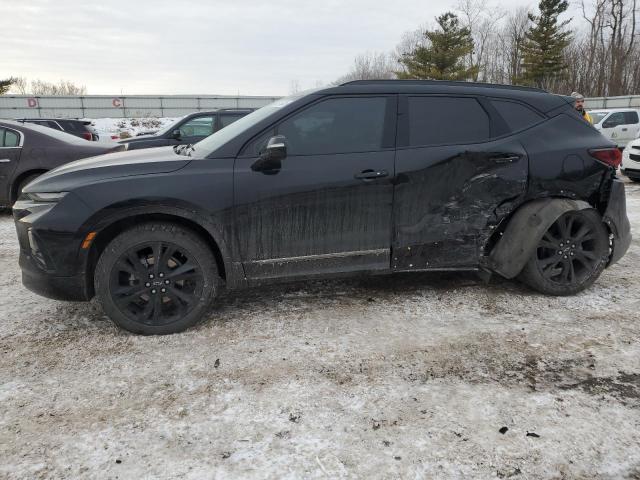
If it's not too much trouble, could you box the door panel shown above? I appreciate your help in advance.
[233,96,396,280]
[392,95,528,270]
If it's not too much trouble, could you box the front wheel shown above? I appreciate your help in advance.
[95,222,219,334]
[519,209,609,296]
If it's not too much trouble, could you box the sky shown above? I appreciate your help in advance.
[3,0,549,96]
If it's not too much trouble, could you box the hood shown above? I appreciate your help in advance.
[24,146,191,194]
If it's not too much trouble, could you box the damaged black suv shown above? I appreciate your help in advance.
[13,80,631,334]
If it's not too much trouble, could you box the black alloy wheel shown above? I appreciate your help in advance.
[519,209,609,295]
[95,223,218,334]
[110,241,204,326]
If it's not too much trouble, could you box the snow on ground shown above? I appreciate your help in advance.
[91,117,179,141]
[0,181,639,479]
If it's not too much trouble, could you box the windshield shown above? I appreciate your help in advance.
[590,112,608,125]
[190,92,312,158]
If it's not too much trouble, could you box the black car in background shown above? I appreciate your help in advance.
[0,120,124,206]
[119,108,254,150]
[14,80,630,335]
[17,118,99,141]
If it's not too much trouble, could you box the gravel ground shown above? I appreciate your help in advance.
[1,181,639,479]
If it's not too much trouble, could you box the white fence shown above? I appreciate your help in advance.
[585,95,640,110]
[1,93,638,119]
[0,95,281,119]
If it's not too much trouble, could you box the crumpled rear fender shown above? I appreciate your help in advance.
[489,197,591,279]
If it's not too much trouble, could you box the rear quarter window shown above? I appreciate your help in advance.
[491,99,545,132]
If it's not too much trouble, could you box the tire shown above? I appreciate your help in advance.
[95,222,219,334]
[519,209,609,296]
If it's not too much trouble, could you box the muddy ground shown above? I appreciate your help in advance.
[1,182,639,479]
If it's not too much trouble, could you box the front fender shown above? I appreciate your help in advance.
[489,198,591,279]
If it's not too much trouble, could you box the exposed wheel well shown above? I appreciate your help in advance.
[86,213,227,297]
[11,170,48,203]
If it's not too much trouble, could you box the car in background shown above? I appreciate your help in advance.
[0,120,125,206]
[16,118,99,141]
[118,108,254,150]
[589,108,640,148]
[14,80,630,334]
[621,137,640,182]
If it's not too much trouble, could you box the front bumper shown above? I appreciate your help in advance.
[603,178,632,266]
[13,195,93,301]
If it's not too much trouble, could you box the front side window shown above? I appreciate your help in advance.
[276,97,387,156]
[180,116,215,137]
[603,112,625,128]
[407,96,490,146]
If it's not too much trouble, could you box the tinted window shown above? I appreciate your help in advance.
[277,97,387,155]
[492,99,545,132]
[219,114,243,129]
[180,116,215,137]
[408,96,490,146]
[624,111,639,124]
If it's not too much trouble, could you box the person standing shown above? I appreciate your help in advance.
[571,92,593,124]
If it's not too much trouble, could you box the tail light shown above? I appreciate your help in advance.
[589,148,622,168]
[82,131,93,141]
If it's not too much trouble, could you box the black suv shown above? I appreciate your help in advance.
[13,80,631,334]
[17,118,98,141]
[118,109,254,150]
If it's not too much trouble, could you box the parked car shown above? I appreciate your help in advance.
[118,109,254,150]
[16,118,99,141]
[14,80,630,335]
[621,137,640,182]
[0,120,125,206]
[589,108,640,148]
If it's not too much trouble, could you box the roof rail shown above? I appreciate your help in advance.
[339,79,546,93]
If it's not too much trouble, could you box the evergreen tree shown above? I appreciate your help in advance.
[0,77,17,94]
[520,0,571,88]
[398,13,477,81]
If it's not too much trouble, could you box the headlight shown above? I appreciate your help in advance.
[27,192,68,203]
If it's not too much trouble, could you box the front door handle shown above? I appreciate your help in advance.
[490,154,520,164]
[354,169,389,180]
[621,128,628,132]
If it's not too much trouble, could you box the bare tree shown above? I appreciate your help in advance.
[28,79,87,95]
[334,51,398,84]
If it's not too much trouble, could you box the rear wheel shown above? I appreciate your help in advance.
[95,222,219,334]
[519,209,609,296]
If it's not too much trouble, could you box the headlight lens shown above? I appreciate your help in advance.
[27,192,68,202]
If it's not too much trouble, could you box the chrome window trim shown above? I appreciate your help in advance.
[0,126,25,148]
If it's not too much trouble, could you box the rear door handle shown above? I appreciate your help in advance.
[621,128,628,131]
[0,158,12,163]
[490,154,520,164]
[354,169,389,180]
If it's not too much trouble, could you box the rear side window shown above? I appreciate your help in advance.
[407,96,490,146]
[624,111,639,124]
[491,99,545,132]
[1,128,20,147]
[277,97,387,155]
[219,114,244,129]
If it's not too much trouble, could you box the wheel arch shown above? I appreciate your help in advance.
[488,197,593,279]
[84,206,236,298]
[11,169,48,203]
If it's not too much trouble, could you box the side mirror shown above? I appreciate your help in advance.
[171,129,182,140]
[251,135,287,173]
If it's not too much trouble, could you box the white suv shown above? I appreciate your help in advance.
[621,137,640,182]
[590,109,640,148]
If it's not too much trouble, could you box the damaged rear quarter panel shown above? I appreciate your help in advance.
[392,138,528,270]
